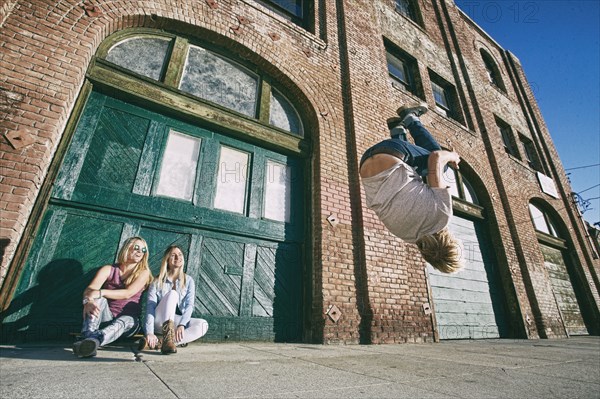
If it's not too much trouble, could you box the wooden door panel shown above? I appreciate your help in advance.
[542,245,587,335]
[197,238,244,317]
[4,90,305,343]
[1,207,125,341]
[429,217,507,339]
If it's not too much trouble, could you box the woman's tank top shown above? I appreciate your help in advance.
[102,264,143,318]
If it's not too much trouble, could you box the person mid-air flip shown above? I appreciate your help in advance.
[359,103,463,273]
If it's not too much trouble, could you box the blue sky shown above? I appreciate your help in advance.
[454,0,600,227]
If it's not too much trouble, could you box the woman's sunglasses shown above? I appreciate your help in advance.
[132,244,147,253]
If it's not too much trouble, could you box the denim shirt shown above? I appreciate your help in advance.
[144,274,195,335]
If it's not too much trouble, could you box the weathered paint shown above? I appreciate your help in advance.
[2,91,304,342]
[541,244,588,336]
[428,216,508,339]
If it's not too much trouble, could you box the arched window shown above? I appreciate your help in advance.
[99,33,304,137]
[443,167,479,205]
[179,45,259,117]
[528,203,560,237]
[106,36,172,81]
[480,49,505,92]
[270,88,303,136]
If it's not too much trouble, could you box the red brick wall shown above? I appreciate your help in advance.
[1,0,598,343]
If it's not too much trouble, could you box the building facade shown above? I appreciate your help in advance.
[1,0,598,343]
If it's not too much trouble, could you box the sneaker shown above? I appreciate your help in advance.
[72,341,82,356]
[396,103,428,125]
[77,338,100,358]
[177,343,188,348]
[386,116,403,129]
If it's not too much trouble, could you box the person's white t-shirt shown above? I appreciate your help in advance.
[361,161,452,243]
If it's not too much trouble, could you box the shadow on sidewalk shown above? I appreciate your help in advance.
[0,342,141,363]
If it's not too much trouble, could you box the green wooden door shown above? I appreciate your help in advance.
[541,245,588,336]
[2,91,305,342]
[428,216,508,339]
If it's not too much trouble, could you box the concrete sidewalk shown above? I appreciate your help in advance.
[1,336,599,398]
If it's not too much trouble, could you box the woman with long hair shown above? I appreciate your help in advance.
[73,236,153,358]
[140,245,208,354]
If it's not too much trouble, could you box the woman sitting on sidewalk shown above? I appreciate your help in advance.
[73,236,153,358]
[139,245,209,354]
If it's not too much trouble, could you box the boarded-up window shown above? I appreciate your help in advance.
[155,131,201,201]
[264,160,291,222]
[214,146,250,214]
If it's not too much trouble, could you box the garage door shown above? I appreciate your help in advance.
[1,91,305,342]
[428,216,508,339]
[541,244,588,336]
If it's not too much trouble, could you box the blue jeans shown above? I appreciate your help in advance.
[360,119,441,176]
[81,297,140,346]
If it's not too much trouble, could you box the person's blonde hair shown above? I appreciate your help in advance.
[116,236,153,288]
[416,228,463,273]
[156,245,187,290]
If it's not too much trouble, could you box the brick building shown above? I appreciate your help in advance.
[1,0,598,344]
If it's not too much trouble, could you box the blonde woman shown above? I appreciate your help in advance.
[360,103,463,273]
[140,245,208,354]
[73,237,153,358]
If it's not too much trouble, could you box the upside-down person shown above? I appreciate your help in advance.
[359,103,463,273]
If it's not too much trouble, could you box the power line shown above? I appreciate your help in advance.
[565,163,600,171]
[578,184,600,195]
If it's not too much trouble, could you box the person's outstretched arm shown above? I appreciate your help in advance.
[427,150,460,188]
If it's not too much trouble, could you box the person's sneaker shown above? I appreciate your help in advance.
[77,338,99,358]
[177,343,188,348]
[386,116,402,129]
[396,103,428,125]
[72,341,82,356]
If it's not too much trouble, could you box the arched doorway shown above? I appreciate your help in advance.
[529,202,588,336]
[2,29,310,342]
[427,168,509,339]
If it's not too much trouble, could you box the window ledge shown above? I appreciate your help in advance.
[536,230,567,249]
[430,107,471,133]
[241,0,326,49]
[452,197,484,220]
[507,152,527,166]
[390,81,425,101]
[393,9,427,34]
[509,154,542,174]
[489,82,509,97]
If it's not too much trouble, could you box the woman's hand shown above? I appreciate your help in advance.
[175,325,185,343]
[146,333,159,349]
[83,300,100,319]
